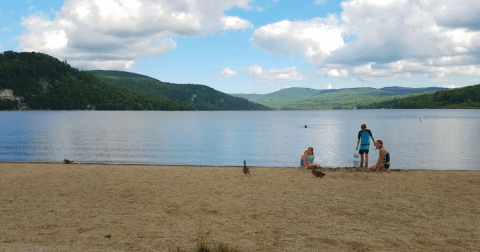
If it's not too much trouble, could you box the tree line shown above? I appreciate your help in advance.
[0,51,195,111]
[89,70,270,110]
[361,84,480,109]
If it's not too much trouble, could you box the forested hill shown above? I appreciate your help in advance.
[363,84,480,109]
[231,86,446,110]
[88,70,270,110]
[0,51,194,110]
[379,86,445,94]
[3,51,475,111]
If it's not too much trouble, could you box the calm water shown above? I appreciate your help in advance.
[1,110,479,170]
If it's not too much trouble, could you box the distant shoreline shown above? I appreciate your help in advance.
[2,107,480,111]
[1,161,477,171]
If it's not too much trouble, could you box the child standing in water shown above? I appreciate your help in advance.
[356,124,375,167]
[370,140,390,171]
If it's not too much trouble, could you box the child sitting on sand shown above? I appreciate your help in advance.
[302,147,320,170]
[369,140,390,171]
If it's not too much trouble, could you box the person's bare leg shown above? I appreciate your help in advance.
[365,153,369,168]
[360,153,364,167]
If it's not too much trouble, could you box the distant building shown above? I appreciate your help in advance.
[0,89,15,100]
[18,103,28,110]
[0,89,24,102]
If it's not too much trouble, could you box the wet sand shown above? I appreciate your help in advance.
[1,163,479,251]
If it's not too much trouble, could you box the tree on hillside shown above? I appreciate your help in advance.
[1,51,196,111]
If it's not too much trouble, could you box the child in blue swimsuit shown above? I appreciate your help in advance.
[301,147,320,170]
[356,124,375,167]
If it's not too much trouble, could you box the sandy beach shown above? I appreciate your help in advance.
[0,163,479,252]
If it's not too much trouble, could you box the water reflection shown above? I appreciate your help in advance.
[1,110,479,170]
[428,115,479,169]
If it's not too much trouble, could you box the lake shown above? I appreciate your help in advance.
[1,110,479,170]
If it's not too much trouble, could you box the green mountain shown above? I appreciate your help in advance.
[379,86,445,94]
[88,70,270,110]
[0,51,194,111]
[3,50,476,111]
[364,84,480,109]
[234,87,336,101]
[231,86,446,110]
[0,51,267,111]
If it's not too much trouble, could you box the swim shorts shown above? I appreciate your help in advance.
[359,143,369,154]
[359,149,369,154]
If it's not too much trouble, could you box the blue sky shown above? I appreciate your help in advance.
[1,0,480,94]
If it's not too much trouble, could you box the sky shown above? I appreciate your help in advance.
[1,0,480,94]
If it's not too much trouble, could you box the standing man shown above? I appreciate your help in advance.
[356,124,375,168]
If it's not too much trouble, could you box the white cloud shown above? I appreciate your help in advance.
[427,0,480,31]
[247,65,305,84]
[71,60,135,71]
[441,85,462,89]
[324,68,348,77]
[314,0,326,5]
[350,60,480,81]
[221,16,253,31]
[215,67,239,81]
[18,0,253,70]
[251,15,349,63]
[252,0,480,81]
[221,68,239,78]
[326,84,333,89]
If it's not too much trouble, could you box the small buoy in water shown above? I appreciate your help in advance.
[304,125,308,128]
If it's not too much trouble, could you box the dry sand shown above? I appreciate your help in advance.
[0,163,479,252]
